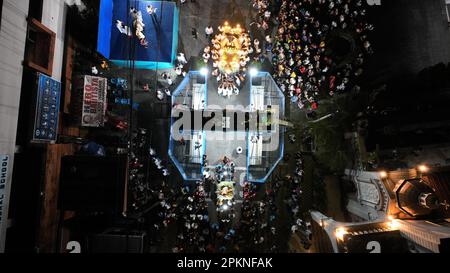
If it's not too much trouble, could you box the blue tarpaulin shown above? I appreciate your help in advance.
[97,0,179,69]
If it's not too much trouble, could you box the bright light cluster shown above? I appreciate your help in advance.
[335,227,348,241]
[207,22,253,96]
[212,22,251,75]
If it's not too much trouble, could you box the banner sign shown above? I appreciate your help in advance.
[0,154,10,252]
[82,75,108,127]
[33,73,61,143]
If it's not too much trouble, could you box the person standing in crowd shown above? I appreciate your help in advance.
[177,52,188,64]
[265,35,273,52]
[205,25,214,39]
[192,27,198,39]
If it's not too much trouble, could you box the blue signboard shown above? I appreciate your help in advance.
[97,0,179,69]
[32,73,61,143]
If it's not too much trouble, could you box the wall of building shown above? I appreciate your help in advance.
[42,0,71,82]
[35,0,76,253]
[397,220,450,253]
[0,0,30,253]
[0,0,75,252]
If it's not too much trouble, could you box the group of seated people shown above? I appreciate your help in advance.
[218,81,240,97]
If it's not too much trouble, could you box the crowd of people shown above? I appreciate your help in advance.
[172,180,212,252]
[236,181,279,252]
[272,0,374,110]
[209,156,236,182]
[148,147,292,253]
[251,0,272,33]
[129,128,170,212]
[142,0,378,253]
[146,150,313,252]
[289,152,312,248]
[202,155,237,215]
[152,168,240,252]
[152,53,189,101]
[115,132,311,252]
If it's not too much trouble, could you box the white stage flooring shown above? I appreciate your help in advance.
[204,131,247,168]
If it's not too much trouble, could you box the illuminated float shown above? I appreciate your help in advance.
[208,22,253,97]
[216,181,234,207]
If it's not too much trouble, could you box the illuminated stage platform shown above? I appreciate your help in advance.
[97,0,179,69]
[169,72,285,183]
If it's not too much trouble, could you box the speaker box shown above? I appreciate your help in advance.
[88,228,147,253]
[59,155,127,212]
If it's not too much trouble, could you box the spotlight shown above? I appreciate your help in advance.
[417,164,429,173]
[388,219,400,230]
[200,67,209,76]
[222,204,229,211]
[379,171,388,178]
[249,67,258,77]
[335,227,348,241]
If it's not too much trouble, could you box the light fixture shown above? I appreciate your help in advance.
[222,204,229,211]
[335,227,348,241]
[200,67,209,76]
[388,219,400,230]
[249,67,258,77]
[417,164,429,173]
[379,170,388,178]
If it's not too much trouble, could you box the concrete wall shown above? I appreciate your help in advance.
[0,0,74,252]
[0,0,30,253]
[42,0,71,82]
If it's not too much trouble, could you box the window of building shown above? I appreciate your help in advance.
[25,18,56,76]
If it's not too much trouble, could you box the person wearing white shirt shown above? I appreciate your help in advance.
[157,90,164,101]
[146,5,157,15]
[235,75,241,87]
[177,53,187,64]
[205,26,214,39]
[202,52,210,63]
[175,65,183,75]
[227,86,233,97]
